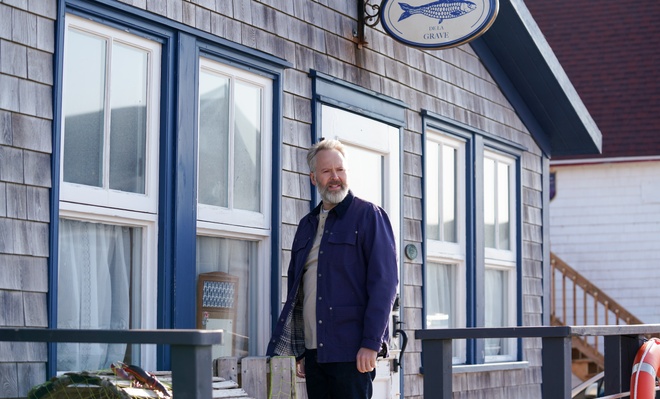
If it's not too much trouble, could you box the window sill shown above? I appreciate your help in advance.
[452,361,529,373]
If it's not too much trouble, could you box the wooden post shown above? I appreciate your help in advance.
[603,334,642,396]
[242,356,268,399]
[541,336,572,399]
[215,356,239,382]
[269,356,296,399]
[421,338,452,398]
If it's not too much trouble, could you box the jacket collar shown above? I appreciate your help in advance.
[311,190,354,218]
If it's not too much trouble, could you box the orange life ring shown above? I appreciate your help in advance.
[630,338,660,399]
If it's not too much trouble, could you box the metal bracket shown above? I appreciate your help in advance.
[356,0,381,48]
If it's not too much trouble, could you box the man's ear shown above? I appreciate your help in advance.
[310,172,317,186]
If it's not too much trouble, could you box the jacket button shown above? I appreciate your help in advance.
[318,296,322,300]
[319,343,324,347]
[318,320,322,324]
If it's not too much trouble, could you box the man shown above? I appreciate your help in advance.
[267,139,398,399]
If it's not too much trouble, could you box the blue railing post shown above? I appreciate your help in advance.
[420,338,452,398]
[603,334,642,396]
[170,343,213,398]
[540,336,572,398]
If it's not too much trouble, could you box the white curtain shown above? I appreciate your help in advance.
[426,262,454,329]
[57,219,135,371]
[196,236,253,357]
[485,268,505,356]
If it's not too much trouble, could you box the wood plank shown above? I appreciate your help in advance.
[215,357,238,383]
[241,356,268,399]
[211,388,249,398]
[269,356,296,399]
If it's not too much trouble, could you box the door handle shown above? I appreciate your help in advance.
[392,317,408,373]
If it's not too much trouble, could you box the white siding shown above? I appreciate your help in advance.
[550,161,660,323]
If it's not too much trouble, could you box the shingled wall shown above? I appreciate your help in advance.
[0,0,55,397]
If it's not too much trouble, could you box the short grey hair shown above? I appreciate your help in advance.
[306,139,347,172]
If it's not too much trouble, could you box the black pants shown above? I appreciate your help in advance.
[304,349,376,399]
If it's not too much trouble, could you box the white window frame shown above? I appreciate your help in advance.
[57,14,161,371]
[425,131,466,256]
[59,14,161,214]
[425,130,467,363]
[195,225,271,356]
[58,205,159,370]
[483,150,516,262]
[196,58,273,230]
[483,149,517,362]
[196,59,273,356]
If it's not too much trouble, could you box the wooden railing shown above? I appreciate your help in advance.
[0,328,223,399]
[416,324,660,398]
[551,252,643,376]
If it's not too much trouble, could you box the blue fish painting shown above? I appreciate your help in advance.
[397,0,477,23]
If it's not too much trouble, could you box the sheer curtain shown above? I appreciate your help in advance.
[426,262,454,329]
[485,268,505,356]
[196,236,254,357]
[57,219,138,371]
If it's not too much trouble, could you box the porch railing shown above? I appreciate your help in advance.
[416,324,660,398]
[0,328,223,399]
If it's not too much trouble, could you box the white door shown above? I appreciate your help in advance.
[321,105,402,399]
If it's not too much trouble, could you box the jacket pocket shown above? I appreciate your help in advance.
[328,305,364,346]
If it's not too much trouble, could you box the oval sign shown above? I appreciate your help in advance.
[380,0,499,49]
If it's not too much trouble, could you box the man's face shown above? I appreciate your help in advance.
[311,149,349,208]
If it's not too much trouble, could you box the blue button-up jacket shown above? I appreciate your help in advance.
[267,191,398,363]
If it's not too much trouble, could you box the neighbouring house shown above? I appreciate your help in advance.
[0,0,600,398]
[526,0,660,325]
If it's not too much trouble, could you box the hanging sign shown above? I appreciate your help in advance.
[379,0,499,49]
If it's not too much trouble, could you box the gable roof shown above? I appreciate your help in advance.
[525,0,660,160]
[470,0,602,158]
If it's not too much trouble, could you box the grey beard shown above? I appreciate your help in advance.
[320,186,348,205]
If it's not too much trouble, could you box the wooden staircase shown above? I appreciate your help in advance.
[550,253,643,382]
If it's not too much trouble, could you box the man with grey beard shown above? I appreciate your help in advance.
[267,139,398,399]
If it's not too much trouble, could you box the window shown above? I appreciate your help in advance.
[197,59,272,228]
[54,6,287,374]
[423,116,521,365]
[196,57,273,357]
[483,150,517,361]
[425,131,466,364]
[57,15,161,371]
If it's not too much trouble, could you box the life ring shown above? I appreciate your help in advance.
[630,337,660,398]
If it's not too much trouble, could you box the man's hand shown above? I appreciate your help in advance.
[356,347,378,373]
[296,358,306,378]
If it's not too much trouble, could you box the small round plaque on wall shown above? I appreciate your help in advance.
[404,244,418,260]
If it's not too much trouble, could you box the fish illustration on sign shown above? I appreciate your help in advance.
[397,0,477,23]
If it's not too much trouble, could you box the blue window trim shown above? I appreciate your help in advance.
[421,109,525,365]
[50,0,290,375]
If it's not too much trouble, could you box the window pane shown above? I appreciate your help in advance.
[198,70,230,207]
[62,29,106,187]
[497,162,510,250]
[57,219,143,371]
[485,268,507,356]
[442,145,457,243]
[343,145,383,207]
[426,262,456,328]
[425,142,440,240]
[234,81,262,212]
[109,42,148,193]
[484,158,496,248]
[197,236,256,358]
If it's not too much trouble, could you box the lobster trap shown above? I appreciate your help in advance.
[28,370,172,399]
